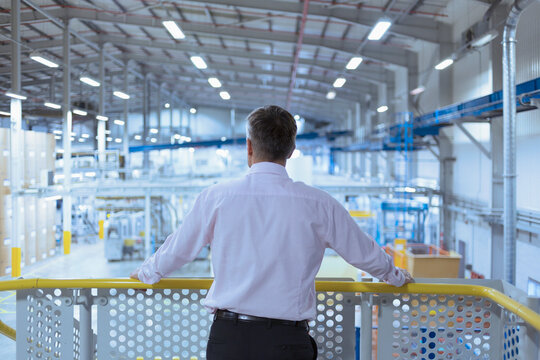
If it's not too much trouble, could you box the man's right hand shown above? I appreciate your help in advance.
[399,268,414,285]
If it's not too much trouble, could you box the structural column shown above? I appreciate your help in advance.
[142,74,149,169]
[62,20,72,255]
[9,0,22,277]
[439,132,455,251]
[354,102,362,176]
[97,46,106,169]
[230,108,236,139]
[122,63,129,167]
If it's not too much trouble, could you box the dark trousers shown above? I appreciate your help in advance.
[206,318,317,360]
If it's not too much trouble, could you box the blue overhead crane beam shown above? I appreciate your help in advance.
[128,130,352,153]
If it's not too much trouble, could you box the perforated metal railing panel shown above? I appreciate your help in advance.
[96,288,355,360]
[376,292,522,360]
[16,288,79,360]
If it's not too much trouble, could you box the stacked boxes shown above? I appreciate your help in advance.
[0,128,57,274]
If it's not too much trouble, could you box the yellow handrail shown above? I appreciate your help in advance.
[0,278,538,342]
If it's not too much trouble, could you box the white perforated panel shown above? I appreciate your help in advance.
[16,289,77,360]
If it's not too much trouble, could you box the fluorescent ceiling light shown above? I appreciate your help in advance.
[221,136,227,141]
[134,134,142,140]
[150,138,157,143]
[333,77,346,88]
[173,134,181,140]
[80,76,100,87]
[70,137,75,142]
[54,135,61,140]
[294,114,300,120]
[106,137,113,142]
[162,20,186,39]
[0,111,10,116]
[113,91,130,100]
[190,108,197,114]
[105,130,111,135]
[208,77,222,88]
[164,103,170,108]
[71,131,76,136]
[345,57,363,70]
[471,30,498,48]
[190,56,207,69]
[96,115,109,121]
[219,91,231,100]
[435,58,454,70]
[115,138,122,143]
[29,52,59,68]
[73,109,87,116]
[150,128,159,134]
[184,136,192,142]
[113,119,125,126]
[410,86,425,96]
[326,91,336,100]
[78,138,85,143]
[377,105,389,113]
[53,130,62,135]
[368,19,392,41]
[81,133,90,138]
[44,102,61,109]
[5,91,27,100]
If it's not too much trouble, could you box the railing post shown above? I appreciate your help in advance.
[77,289,94,360]
[360,293,373,360]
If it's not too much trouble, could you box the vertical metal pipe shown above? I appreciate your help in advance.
[62,20,72,255]
[9,0,22,277]
[143,75,149,169]
[122,63,129,167]
[157,85,161,140]
[78,290,93,360]
[360,293,373,360]
[502,0,536,285]
[97,47,106,169]
[355,102,362,176]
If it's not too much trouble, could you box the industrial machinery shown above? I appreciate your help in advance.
[377,199,428,245]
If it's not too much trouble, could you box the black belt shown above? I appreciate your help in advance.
[214,310,309,330]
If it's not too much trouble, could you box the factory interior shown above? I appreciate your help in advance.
[0,0,539,359]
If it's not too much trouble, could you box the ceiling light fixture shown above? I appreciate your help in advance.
[435,58,454,70]
[106,137,113,142]
[73,109,87,116]
[150,138,157,143]
[190,108,197,114]
[96,115,109,121]
[134,135,142,140]
[80,76,100,87]
[114,138,122,143]
[53,130,62,135]
[5,91,27,100]
[377,105,389,113]
[326,91,336,100]
[190,56,207,69]
[113,91,130,100]
[114,119,125,126]
[333,78,346,88]
[208,77,222,88]
[162,20,186,39]
[410,86,426,96]
[219,91,231,100]
[471,30,498,48]
[150,128,159,134]
[164,103,170,108]
[294,114,300,120]
[0,111,10,117]
[29,52,59,68]
[81,133,90,139]
[44,102,61,110]
[368,19,392,41]
[345,57,363,70]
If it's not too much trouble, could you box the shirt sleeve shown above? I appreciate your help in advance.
[136,189,215,284]
[324,198,405,287]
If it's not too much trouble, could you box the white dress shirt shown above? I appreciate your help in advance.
[137,162,405,320]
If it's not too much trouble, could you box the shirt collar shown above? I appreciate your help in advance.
[248,162,290,178]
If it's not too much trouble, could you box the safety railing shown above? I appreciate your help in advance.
[0,278,538,359]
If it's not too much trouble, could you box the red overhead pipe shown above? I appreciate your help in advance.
[286,0,310,111]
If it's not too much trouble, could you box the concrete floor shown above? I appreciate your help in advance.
[0,239,212,358]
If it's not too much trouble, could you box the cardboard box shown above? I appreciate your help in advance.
[24,197,36,266]
[386,244,462,278]
[36,199,49,260]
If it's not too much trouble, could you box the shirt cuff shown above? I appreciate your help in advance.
[383,267,405,287]
[138,266,162,285]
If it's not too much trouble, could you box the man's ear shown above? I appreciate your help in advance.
[247,138,254,156]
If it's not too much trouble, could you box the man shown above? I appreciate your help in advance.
[131,105,413,359]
